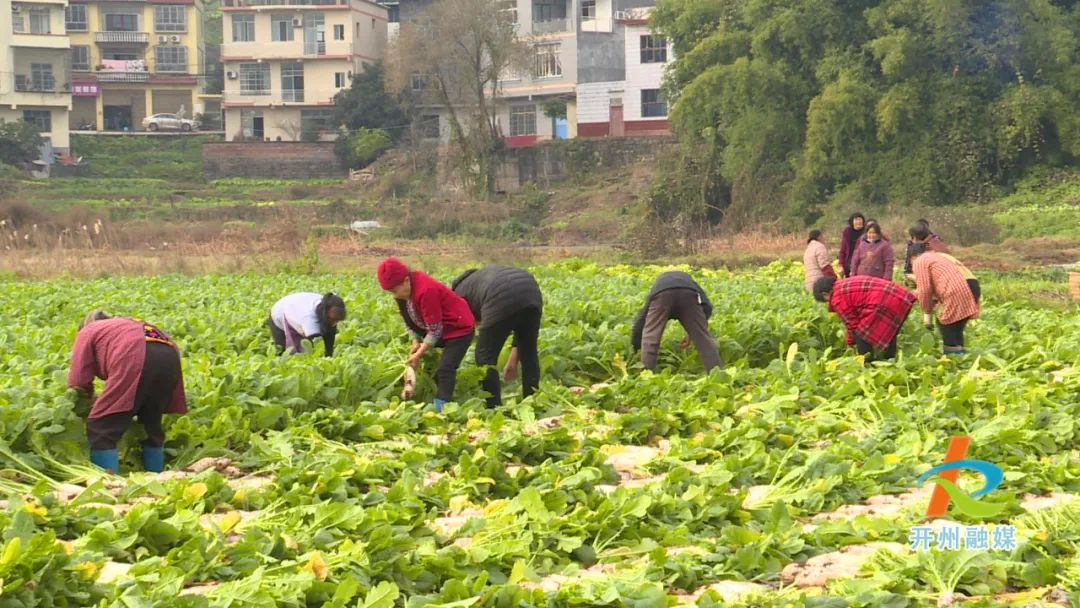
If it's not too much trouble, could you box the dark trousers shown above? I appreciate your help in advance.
[855,336,898,360]
[436,333,473,402]
[939,319,969,348]
[641,289,722,372]
[86,342,180,450]
[268,316,286,353]
[476,307,541,406]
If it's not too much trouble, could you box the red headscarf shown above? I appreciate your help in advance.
[378,257,410,290]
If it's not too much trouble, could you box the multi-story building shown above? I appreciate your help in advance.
[220,0,387,142]
[66,0,207,132]
[576,6,669,137]
[399,0,664,146]
[1,0,73,154]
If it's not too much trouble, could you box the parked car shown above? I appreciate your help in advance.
[142,114,200,132]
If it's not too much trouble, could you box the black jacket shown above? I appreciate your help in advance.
[451,265,543,328]
[630,271,713,350]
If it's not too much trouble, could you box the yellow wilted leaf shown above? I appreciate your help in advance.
[75,561,98,580]
[233,488,247,503]
[24,503,47,518]
[449,495,470,514]
[884,454,900,465]
[59,540,75,555]
[305,551,328,581]
[184,482,209,501]
[218,511,242,533]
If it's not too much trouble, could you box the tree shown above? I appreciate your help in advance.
[653,0,1080,225]
[332,61,410,140]
[388,0,530,195]
[0,120,44,166]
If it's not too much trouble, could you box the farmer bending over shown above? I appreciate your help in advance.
[268,292,346,356]
[910,244,979,356]
[68,311,187,474]
[378,257,475,412]
[631,271,722,373]
[813,276,916,362]
[452,265,543,406]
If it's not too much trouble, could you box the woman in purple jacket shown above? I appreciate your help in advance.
[851,221,895,281]
[837,212,866,278]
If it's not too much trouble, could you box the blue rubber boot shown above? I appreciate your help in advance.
[142,445,165,473]
[90,449,120,474]
[433,398,447,413]
[945,349,967,357]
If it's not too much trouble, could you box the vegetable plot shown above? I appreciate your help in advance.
[0,262,1077,607]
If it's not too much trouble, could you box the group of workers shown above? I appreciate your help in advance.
[804,215,981,362]
[67,226,979,474]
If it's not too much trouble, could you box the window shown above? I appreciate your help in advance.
[29,7,51,33]
[333,23,344,40]
[66,5,87,31]
[641,89,667,117]
[271,14,294,41]
[410,72,426,91]
[155,46,188,72]
[23,110,52,133]
[386,3,399,23]
[509,105,536,136]
[239,63,270,95]
[281,62,304,101]
[105,14,138,31]
[71,46,91,71]
[240,109,262,138]
[300,109,333,134]
[12,10,25,33]
[581,0,595,19]
[420,114,439,139]
[31,63,55,91]
[533,44,561,79]
[232,14,255,42]
[334,72,346,88]
[532,0,565,22]
[154,6,186,32]
[303,13,325,55]
[640,35,667,64]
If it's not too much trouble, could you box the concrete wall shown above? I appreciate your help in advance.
[576,30,624,83]
[492,135,675,192]
[203,141,343,178]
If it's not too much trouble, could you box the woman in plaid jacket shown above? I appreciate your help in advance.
[813,276,917,361]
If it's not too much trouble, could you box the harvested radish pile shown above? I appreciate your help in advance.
[0,262,1077,606]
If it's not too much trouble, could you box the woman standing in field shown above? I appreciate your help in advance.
[813,275,916,361]
[803,230,836,293]
[850,221,895,281]
[378,258,476,412]
[268,292,346,356]
[68,311,187,474]
[838,212,866,278]
[910,245,980,355]
[452,265,543,406]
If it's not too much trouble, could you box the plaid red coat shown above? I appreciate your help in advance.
[829,276,917,349]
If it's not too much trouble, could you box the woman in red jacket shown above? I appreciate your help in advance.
[378,258,476,412]
[68,311,187,474]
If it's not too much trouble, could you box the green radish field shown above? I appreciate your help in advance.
[0,261,1077,607]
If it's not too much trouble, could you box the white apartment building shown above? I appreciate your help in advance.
[220,0,387,142]
[1,0,73,155]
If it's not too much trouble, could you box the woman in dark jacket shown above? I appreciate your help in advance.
[452,265,543,406]
[630,271,722,373]
[838,212,866,278]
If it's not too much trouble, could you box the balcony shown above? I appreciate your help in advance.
[282,89,305,102]
[10,32,71,49]
[97,71,151,82]
[222,0,346,7]
[14,80,66,94]
[303,41,326,56]
[96,31,150,44]
[532,18,569,34]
